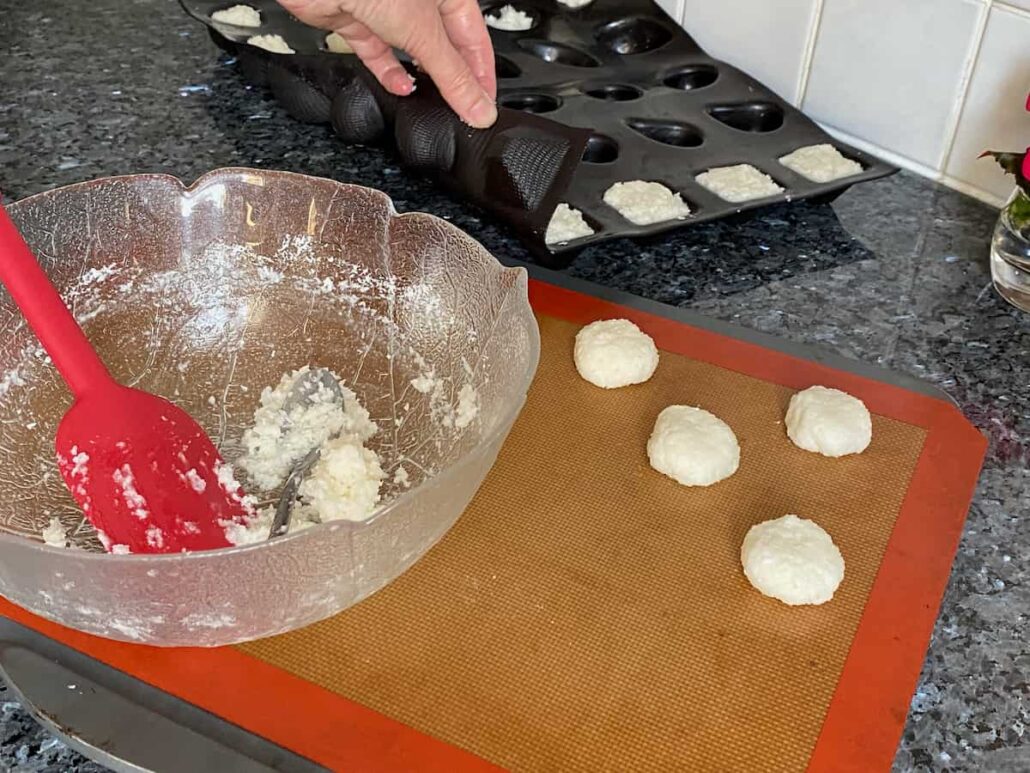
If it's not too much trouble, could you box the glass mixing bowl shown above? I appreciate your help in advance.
[0,168,539,646]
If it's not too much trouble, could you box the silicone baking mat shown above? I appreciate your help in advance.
[0,278,985,772]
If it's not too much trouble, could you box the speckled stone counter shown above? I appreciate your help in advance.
[1,1,1027,771]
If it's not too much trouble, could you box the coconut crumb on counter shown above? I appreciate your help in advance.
[696,164,784,203]
[211,4,261,27]
[603,181,691,226]
[779,144,863,183]
[247,34,294,54]
[545,203,595,245]
[485,5,534,31]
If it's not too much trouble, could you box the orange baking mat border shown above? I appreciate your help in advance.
[0,279,986,773]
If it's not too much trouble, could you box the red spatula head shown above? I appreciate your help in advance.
[56,384,255,554]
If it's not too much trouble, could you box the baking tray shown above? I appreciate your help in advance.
[180,1,896,264]
[0,267,984,772]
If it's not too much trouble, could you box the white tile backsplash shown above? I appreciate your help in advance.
[802,0,986,170]
[997,0,1030,13]
[664,0,1027,206]
[679,0,820,105]
[944,5,1030,205]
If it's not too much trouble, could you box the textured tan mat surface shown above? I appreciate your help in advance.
[239,314,926,772]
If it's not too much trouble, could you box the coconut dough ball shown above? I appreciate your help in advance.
[574,319,659,389]
[741,514,845,606]
[647,406,739,486]
[785,385,872,457]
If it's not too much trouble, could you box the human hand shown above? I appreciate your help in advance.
[277,0,497,128]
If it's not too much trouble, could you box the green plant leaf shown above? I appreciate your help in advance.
[1007,191,1030,233]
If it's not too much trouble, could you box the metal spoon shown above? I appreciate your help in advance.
[268,368,345,538]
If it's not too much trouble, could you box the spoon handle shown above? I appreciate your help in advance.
[270,447,322,538]
[0,205,113,398]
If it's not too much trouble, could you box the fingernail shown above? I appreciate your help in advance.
[468,94,497,129]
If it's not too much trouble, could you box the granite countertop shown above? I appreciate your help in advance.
[1,1,1027,771]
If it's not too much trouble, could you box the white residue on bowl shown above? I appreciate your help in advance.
[3,233,486,553]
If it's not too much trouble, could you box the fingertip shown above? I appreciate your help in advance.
[383,69,416,96]
[466,94,498,129]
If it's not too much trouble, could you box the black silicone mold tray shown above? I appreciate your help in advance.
[183,0,896,261]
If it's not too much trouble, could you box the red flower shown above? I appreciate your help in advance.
[1024,92,1030,179]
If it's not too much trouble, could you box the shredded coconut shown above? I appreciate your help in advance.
[779,144,863,183]
[145,526,165,549]
[545,203,595,245]
[211,4,261,27]
[185,468,207,493]
[247,34,294,54]
[325,32,353,54]
[603,181,691,226]
[454,383,479,429]
[486,5,534,31]
[696,164,784,203]
[70,450,89,479]
[393,466,410,487]
[298,434,386,523]
[112,464,149,520]
[239,366,376,491]
[411,374,436,393]
[42,517,68,548]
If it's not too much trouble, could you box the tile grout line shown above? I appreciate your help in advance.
[824,120,1002,206]
[795,0,826,108]
[993,0,1030,18]
[937,0,994,174]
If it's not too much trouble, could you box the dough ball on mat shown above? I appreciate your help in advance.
[741,514,845,606]
[785,385,871,457]
[574,319,658,388]
[647,406,739,486]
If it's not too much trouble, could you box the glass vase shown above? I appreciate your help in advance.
[991,187,1030,312]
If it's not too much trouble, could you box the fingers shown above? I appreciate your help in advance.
[406,12,497,128]
[276,0,351,29]
[337,19,415,96]
[439,0,497,100]
[278,0,497,128]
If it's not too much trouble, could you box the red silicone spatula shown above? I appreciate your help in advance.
[0,204,254,554]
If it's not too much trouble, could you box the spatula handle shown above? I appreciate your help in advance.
[0,204,113,397]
